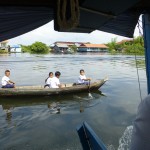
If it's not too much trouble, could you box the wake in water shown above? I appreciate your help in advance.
[73,94,94,101]
[107,144,115,150]
[118,126,133,150]
[72,91,107,111]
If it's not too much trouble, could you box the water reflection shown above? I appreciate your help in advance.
[0,91,105,149]
[2,105,13,124]
[48,102,61,114]
[0,91,103,116]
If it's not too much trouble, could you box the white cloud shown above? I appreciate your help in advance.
[8,20,141,46]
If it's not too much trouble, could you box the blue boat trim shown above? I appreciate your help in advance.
[77,122,107,150]
[143,14,150,94]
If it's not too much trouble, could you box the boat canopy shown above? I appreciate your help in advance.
[0,0,148,41]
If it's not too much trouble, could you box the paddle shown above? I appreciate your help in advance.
[88,80,93,98]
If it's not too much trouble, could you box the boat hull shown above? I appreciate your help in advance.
[0,78,107,97]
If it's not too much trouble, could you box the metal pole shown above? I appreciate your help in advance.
[142,14,150,94]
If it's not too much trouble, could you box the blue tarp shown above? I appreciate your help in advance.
[0,6,53,41]
[0,0,142,40]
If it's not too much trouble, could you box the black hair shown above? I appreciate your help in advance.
[55,71,61,77]
[5,70,10,73]
[49,72,53,76]
[45,72,53,83]
[80,69,84,73]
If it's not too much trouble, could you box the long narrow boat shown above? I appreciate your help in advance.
[0,77,108,97]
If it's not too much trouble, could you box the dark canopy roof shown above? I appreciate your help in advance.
[0,0,148,41]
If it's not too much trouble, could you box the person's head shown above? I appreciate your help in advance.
[49,72,53,78]
[5,70,10,77]
[80,69,85,75]
[55,71,61,78]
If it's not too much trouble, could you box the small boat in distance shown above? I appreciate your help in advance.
[0,77,108,97]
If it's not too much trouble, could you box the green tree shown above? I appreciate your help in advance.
[69,45,78,52]
[133,36,144,46]
[106,36,144,55]
[21,45,31,53]
[123,36,144,54]
[0,49,8,54]
[30,42,49,54]
[106,38,118,52]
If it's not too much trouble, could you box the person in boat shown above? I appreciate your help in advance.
[51,71,62,88]
[44,72,54,88]
[78,69,91,85]
[1,70,15,88]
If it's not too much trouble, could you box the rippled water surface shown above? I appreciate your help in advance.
[0,53,147,150]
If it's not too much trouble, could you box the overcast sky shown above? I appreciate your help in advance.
[8,20,142,46]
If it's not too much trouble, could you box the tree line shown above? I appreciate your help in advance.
[21,42,50,54]
[0,36,145,54]
[21,42,78,54]
[106,36,144,55]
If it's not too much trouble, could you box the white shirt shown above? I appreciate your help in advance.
[78,75,86,84]
[1,76,10,86]
[50,77,60,88]
[46,77,53,85]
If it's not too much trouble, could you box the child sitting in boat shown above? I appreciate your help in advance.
[44,71,62,88]
[51,71,62,88]
[78,69,91,85]
[1,70,15,88]
[44,72,54,88]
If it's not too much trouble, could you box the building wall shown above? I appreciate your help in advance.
[11,47,22,53]
[78,47,108,52]
[53,45,60,52]
[0,42,8,50]
[53,45,68,53]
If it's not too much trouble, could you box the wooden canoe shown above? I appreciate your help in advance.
[0,77,108,97]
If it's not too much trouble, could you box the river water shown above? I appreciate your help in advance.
[0,53,147,150]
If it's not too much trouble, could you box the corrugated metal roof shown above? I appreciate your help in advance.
[56,43,68,48]
[79,44,108,48]
[54,41,88,45]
